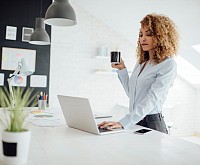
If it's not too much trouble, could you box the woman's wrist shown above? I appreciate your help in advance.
[118,65,126,70]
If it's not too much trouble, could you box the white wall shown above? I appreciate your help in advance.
[195,90,200,134]
[49,3,134,118]
[49,3,200,136]
[76,0,200,71]
[163,77,197,136]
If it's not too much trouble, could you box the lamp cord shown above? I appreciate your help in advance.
[40,0,42,17]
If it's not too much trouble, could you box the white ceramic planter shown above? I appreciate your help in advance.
[2,130,31,165]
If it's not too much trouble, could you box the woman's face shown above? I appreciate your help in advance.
[139,26,154,52]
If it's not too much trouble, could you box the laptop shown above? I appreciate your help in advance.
[57,95,125,135]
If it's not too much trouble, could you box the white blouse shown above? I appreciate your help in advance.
[117,57,177,129]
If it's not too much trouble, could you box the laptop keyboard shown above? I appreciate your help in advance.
[98,127,112,133]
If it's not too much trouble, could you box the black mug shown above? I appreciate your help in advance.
[110,51,121,64]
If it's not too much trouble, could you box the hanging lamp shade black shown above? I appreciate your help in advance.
[29,18,50,45]
[44,0,77,26]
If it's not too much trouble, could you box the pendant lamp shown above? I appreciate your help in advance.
[29,18,50,45]
[44,0,77,26]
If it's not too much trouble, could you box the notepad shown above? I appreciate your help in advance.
[93,111,112,119]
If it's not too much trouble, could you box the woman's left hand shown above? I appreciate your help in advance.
[97,121,123,130]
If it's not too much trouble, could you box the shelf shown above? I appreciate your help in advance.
[94,69,132,75]
[96,55,110,59]
[95,69,117,75]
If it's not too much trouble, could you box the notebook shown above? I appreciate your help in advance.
[57,95,125,135]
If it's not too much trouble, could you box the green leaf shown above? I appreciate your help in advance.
[0,87,37,132]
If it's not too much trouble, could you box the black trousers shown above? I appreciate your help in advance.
[136,113,168,134]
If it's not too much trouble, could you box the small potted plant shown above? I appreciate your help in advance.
[0,87,37,165]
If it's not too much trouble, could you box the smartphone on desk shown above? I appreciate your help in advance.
[134,129,152,135]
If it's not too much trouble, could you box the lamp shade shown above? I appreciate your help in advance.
[29,18,50,45]
[44,0,77,26]
[20,58,34,76]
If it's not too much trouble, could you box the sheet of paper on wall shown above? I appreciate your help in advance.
[1,47,36,71]
[22,27,34,42]
[0,73,5,86]
[30,75,47,87]
[9,74,27,87]
[6,26,17,40]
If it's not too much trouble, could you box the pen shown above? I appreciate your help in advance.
[43,93,46,100]
[37,95,40,100]
[37,91,48,100]
[38,91,43,100]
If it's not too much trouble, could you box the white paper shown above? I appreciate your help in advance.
[30,75,47,87]
[9,74,27,87]
[28,118,65,127]
[1,47,36,71]
[6,26,17,40]
[22,27,34,42]
[0,73,4,86]
[27,113,65,127]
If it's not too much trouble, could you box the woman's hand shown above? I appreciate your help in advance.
[111,59,126,70]
[97,121,123,130]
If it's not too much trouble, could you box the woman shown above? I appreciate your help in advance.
[98,13,179,133]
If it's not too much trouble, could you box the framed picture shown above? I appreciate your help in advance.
[22,27,34,42]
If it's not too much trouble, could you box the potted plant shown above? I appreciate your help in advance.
[0,87,37,165]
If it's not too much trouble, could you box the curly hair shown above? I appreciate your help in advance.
[136,13,180,64]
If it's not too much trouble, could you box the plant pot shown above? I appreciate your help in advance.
[2,130,31,165]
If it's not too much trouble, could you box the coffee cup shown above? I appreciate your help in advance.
[111,51,121,64]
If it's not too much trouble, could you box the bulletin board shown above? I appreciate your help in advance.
[0,0,52,106]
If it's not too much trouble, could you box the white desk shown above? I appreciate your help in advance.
[1,124,200,165]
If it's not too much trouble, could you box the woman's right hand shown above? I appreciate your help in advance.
[111,59,126,70]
